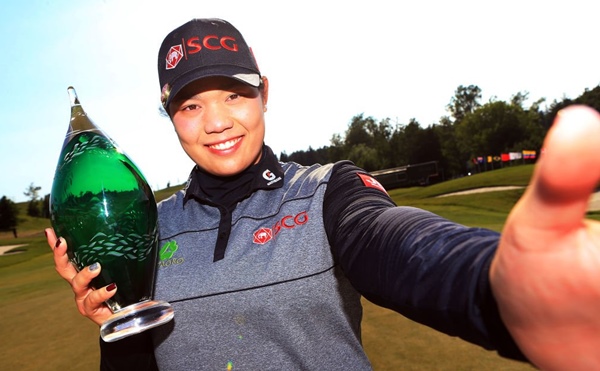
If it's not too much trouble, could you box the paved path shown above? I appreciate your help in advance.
[0,244,27,255]
[436,186,524,198]
[438,187,600,212]
[589,192,600,211]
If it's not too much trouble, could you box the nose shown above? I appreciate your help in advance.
[203,103,233,134]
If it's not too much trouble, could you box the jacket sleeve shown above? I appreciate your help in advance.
[99,332,158,371]
[323,161,527,361]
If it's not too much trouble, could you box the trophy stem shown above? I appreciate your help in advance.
[100,300,174,342]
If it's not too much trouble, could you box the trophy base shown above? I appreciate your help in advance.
[100,300,174,342]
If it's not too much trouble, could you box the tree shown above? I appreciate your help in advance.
[23,182,42,217]
[0,196,19,237]
[323,114,395,170]
[540,85,600,131]
[344,114,372,147]
[447,85,482,122]
[387,118,444,177]
[277,82,595,188]
[286,146,330,166]
[41,194,51,219]
[510,94,546,153]
[574,84,600,112]
[346,143,381,171]
[434,115,464,178]
[327,133,346,163]
[23,182,41,200]
[454,96,546,168]
[510,91,529,107]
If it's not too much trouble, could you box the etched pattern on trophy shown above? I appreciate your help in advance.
[50,86,173,342]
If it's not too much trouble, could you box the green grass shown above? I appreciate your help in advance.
[395,190,526,232]
[388,165,533,199]
[4,163,592,370]
[0,244,99,370]
[154,183,185,202]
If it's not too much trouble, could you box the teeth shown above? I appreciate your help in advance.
[209,138,240,150]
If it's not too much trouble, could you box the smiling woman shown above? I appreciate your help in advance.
[168,76,268,177]
[44,16,600,371]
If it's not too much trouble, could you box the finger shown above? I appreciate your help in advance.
[71,262,103,300]
[512,105,600,232]
[79,282,117,325]
[74,274,117,325]
[46,228,79,282]
[45,227,58,250]
[72,264,114,320]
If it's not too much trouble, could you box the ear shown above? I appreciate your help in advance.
[261,76,269,109]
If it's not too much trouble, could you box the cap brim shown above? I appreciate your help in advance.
[164,66,261,109]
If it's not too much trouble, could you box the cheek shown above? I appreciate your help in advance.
[172,119,198,142]
[239,104,267,133]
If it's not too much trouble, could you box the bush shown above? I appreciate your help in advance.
[0,196,18,229]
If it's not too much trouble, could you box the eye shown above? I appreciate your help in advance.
[182,103,200,111]
[227,93,240,101]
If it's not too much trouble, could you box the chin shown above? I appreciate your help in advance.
[211,164,249,177]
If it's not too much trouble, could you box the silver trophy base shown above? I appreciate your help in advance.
[100,300,174,342]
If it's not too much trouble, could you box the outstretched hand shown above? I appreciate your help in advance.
[491,105,600,370]
[46,228,116,326]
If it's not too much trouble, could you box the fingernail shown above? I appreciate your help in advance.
[106,283,117,291]
[54,238,62,249]
[89,262,100,272]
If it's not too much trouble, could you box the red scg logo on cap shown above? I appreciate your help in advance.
[186,35,238,53]
[165,36,240,71]
[166,45,184,70]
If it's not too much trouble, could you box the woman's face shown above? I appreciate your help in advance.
[169,76,269,177]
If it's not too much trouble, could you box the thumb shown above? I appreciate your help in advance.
[515,105,600,233]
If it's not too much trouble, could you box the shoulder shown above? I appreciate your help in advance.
[278,160,385,196]
[280,159,365,181]
[329,161,389,194]
[281,161,336,181]
[278,161,352,196]
[157,189,185,215]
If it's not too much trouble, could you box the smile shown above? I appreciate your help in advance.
[208,137,242,151]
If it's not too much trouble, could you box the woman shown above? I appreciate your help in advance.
[47,18,600,370]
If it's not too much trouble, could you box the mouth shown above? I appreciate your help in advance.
[207,137,242,151]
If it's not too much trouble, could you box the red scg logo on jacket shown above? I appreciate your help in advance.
[253,211,308,245]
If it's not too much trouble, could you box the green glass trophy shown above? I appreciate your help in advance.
[50,86,174,342]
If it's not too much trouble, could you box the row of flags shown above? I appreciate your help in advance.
[472,150,537,164]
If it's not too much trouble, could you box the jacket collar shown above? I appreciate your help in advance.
[182,144,284,206]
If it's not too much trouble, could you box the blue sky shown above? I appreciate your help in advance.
[1,0,598,203]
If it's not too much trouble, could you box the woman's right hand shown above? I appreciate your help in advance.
[46,227,116,325]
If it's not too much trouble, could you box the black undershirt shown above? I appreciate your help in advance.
[182,144,284,261]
